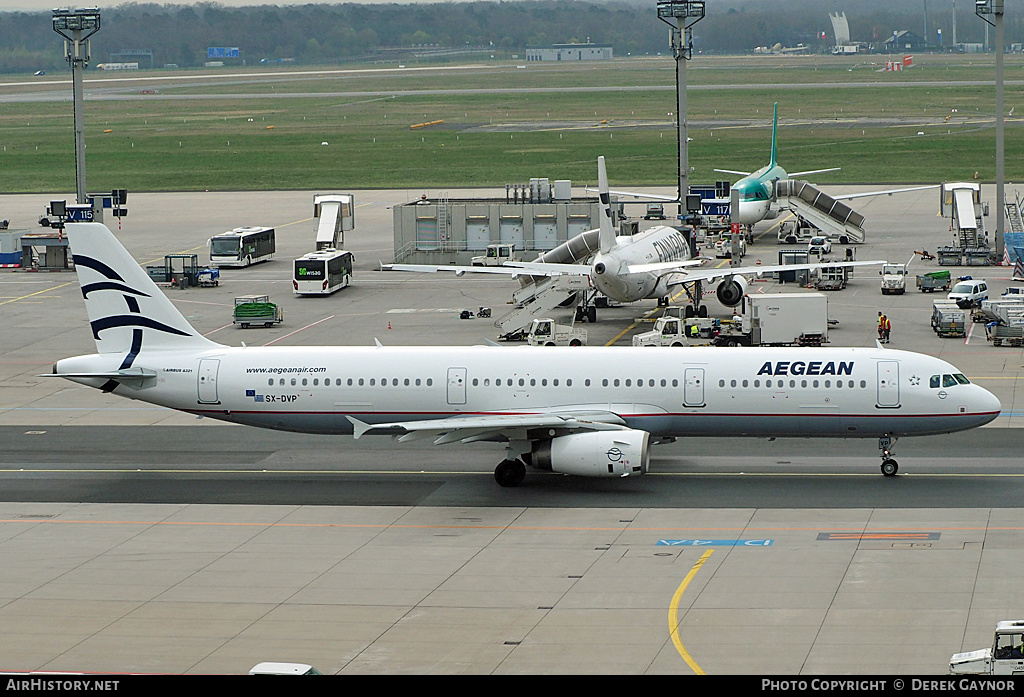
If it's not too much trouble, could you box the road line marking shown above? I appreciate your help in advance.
[0,282,72,307]
[669,549,713,675]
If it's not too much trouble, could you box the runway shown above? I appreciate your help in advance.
[1,425,1022,508]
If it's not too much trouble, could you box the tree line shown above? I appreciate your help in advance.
[1,0,1021,75]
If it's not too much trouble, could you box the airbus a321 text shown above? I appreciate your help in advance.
[46,222,1000,487]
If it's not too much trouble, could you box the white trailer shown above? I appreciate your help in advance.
[950,620,1024,675]
[527,318,586,346]
[713,293,829,346]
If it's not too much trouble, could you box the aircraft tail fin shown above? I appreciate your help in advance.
[65,222,221,356]
[769,102,778,168]
[597,156,616,254]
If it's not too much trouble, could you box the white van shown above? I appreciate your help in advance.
[948,278,989,308]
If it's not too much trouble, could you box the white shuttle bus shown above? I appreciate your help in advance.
[208,226,276,267]
[293,248,354,295]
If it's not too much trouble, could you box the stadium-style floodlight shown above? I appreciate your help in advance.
[52,8,101,205]
[975,0,1005,258]
[656,1,705,212]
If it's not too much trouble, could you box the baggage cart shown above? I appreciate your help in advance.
[233,295,283,328]
[985,322,1024,347]
[931,301,967,337]
[916,270,950,293]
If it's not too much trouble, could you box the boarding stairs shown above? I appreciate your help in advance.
[313,194,352,250]
[495,228,602,336]
[1004,192,1024,275]
[775,179,866,244]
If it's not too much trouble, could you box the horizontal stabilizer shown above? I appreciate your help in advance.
[40,367,157,381]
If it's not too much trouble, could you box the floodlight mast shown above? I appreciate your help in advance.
[52,8,101,205]
[657,1,704,215]
[976,0,1004,258]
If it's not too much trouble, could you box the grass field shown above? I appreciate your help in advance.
[1,53,1022,192]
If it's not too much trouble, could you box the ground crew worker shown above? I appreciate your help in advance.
[881,315,891,344]
[690,323,699,339]
[877,312,884,340]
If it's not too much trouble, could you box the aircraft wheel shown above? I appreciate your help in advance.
[684,306,695,319]
[698,306,708,318]
[881,459,899,477]
[495,459,526,487]
[587,307,597,323]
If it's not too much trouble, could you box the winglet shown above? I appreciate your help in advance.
[597,156,616,254]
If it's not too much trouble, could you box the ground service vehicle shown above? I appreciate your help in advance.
[880,263,907,295]
[145,254,219,288]
[949,621,1024,675]
[527,318,586,346]
[633,317,689,347]
[293,249,353,295]
[471,243,521,267]
[233,295,284,328]
[209,226,276,267]
[948,278,989,308]
[777,218,818,245]
[808,235,832,257]
[712,293,828,346]
[917,270,951,293]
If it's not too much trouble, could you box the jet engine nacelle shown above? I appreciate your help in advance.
[715,275,749,307]
[530,430,650,478]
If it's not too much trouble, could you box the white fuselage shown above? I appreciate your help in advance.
[591,225,691,303]
[56,345,1000,440]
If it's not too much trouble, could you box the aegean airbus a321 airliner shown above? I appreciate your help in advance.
[47,222,1000,487]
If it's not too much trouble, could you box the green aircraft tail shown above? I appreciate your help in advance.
[769,102,778,168]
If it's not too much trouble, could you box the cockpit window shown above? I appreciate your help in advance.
[942,374,957,388]
[930,375,940,388]
[953,373,970,385]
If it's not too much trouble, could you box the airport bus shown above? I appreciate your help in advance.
[293,249,354,295]
[208,227,276,267]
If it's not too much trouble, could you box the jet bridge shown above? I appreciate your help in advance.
[775,180,866,244]
[495,228,601,336]
[313,194,354,250]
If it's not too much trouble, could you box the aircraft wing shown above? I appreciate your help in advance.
[348,411,628,445]
[583,186,678,202]
[789,167,841,177]
[382,261,592,278]
[669,259,887,285]
[830,184,939,201]
[714,168,751,177]
[381,263,533,276]
[623,259,706,275]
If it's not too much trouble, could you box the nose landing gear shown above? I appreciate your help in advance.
[879,435,899,477]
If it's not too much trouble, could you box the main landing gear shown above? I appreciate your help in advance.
[495,439,531,487]
[879,435,899,477]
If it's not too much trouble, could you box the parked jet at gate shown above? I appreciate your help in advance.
[718,103,937,227]
[47,222,1000,487]
[385,156,886,318]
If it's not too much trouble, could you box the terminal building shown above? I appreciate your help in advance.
[525,43,613,62]
[391,180,603,264]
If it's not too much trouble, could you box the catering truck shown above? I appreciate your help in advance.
[712,293,829,347]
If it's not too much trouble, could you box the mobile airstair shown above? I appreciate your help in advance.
[775,179,866,244]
